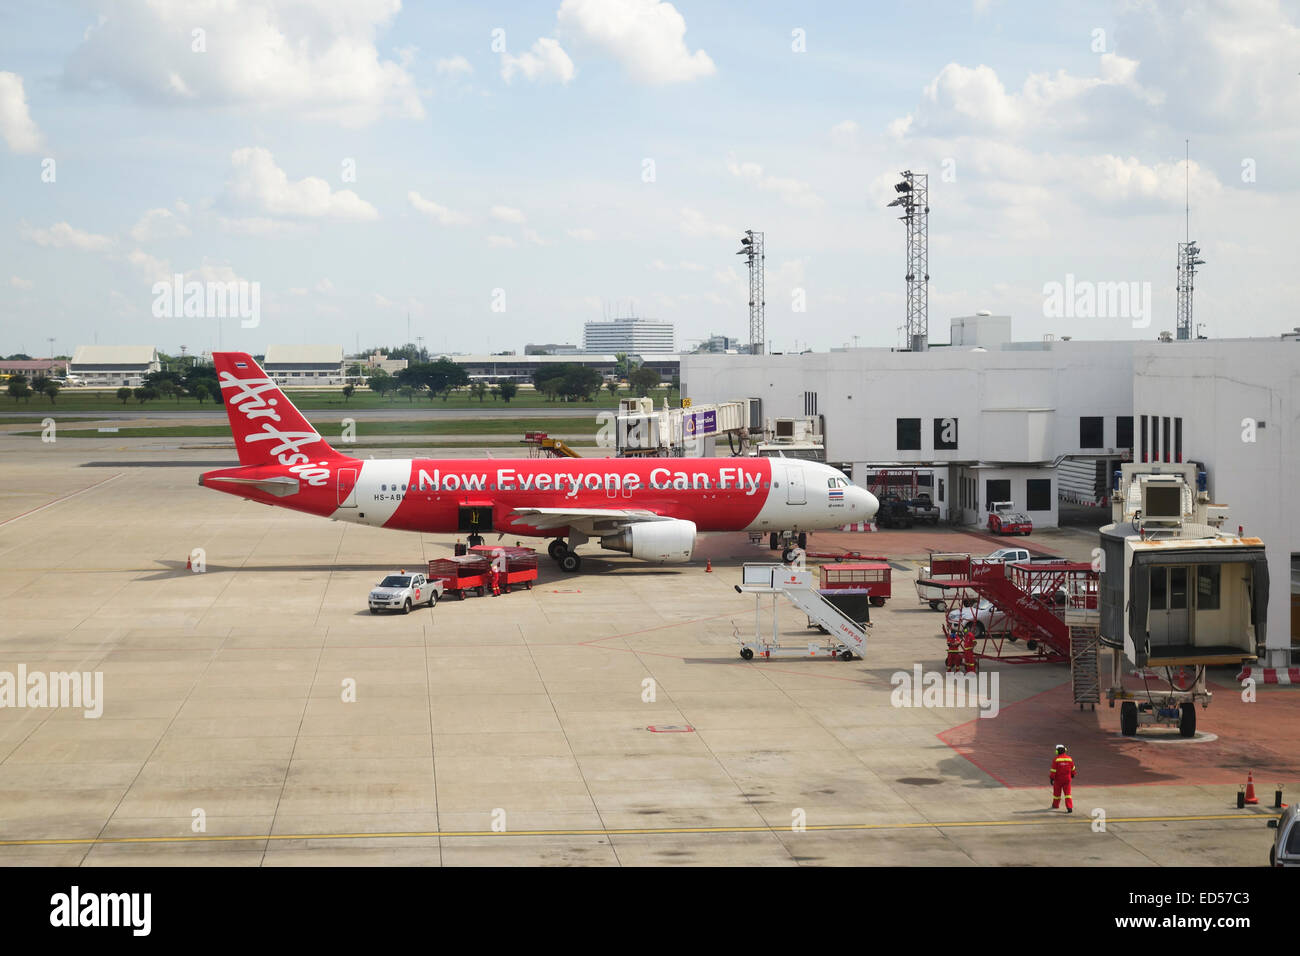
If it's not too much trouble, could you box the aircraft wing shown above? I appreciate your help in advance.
[507,506,672,535]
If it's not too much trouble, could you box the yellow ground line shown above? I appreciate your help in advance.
[0,812,1273,848]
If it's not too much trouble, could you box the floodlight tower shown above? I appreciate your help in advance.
[736,230,765,354]
[886,170,929,351]
[1176,142,1204,341]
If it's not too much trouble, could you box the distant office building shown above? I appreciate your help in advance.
[525,343,580,355]
[70,346,160,387]
[263,345,345,385]
[0,358,70,378]
[582,317,675,354]
[694,334,741,353]
[363,351,408,375]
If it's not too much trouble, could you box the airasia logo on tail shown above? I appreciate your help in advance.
[219,371,331,486]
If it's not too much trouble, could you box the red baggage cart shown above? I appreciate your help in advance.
[427,554,492,599]
[468,545,539,593]
[819,562,892,607]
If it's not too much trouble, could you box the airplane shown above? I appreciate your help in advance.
[199,352,880,571]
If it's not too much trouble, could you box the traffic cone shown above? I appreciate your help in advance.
[1244,771,1259,805]
[705,559,712,573]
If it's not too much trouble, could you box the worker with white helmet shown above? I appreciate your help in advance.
[1050,744,1077,812]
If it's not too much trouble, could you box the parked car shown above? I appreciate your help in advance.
[1268,803,1300,867]
[368,571,442,614]
[906,496,940,525]
[875,497,914,529]
[983,547,1030,563]
[946,598,1012,637]
[987,501,1032,535]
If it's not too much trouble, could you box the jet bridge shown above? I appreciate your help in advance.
[733,563,869,660]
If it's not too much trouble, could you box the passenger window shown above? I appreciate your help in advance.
[402,484,407,491]
[381,484,387,491]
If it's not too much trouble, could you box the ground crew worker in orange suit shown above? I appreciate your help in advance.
[961,623,978,674]
[945,626,963,673]
[1050,744,1076,812]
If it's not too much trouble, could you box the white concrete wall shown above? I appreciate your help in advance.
[681,341,1135,467]
[1134,340,1299,666]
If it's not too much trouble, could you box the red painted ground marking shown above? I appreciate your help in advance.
[647,725,695,733]
[938,676,1300,789]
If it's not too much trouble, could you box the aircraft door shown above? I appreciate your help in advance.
[1149,566,1191,648]
[786,464,806,506]
[337,468,358,508]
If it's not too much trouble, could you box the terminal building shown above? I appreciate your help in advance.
[583,317,675,354]
[69,346,161,387]
[262,345,346,385]
[680,316,1298,668]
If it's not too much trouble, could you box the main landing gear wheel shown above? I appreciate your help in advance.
[559,552,582,573]
[781,547,798,564]
[467,534,484,547]
[548,539,568,560]
[740,648,754,660]
[1120,701,1138,736]
[1179,702,1196,737]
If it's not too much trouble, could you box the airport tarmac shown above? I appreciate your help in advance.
[0,440,1292,867]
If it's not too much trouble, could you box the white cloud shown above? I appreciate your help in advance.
[128,203,191,242]
[490,205,527,224]
[315,278,335,294]
[567,227,598,240]
[225,147,378,221]
[558,0,715,85]
[0,72,43,153]
[897,55,1163,138]
[22,222,113,251]
[408,191,470,225]
[501,38,575,85]
[217,216,308,237]
[487,235,517,248]
[63,0,424,127]
[830,119,860,148]
[727,156,823,208]
[126,248,170,282]
[679,207,734,240]
[9,276,33,290]
[436,56,474,78]
[523,228,552,246]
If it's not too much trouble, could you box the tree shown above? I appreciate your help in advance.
[498,381,518,403]
[398,385,416,403]
[116,386,132,405]
[533,363,601,402]
[342,384,355,403]
[7,377,31,403]
[629,366,661,397]
[133,387,148,404]
[156,380,177,403]
[367,372,397,401]
[399,359,468,400]
[614,352,633,378]
[30,374,49,396]
[471,381,487,402]
[605,381,619,399]
[42,380,60,403]
[489,385,500,401]
[192,384,209,404]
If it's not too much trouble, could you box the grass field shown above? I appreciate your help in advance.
[1,386,678,415]
[15,416,600,439]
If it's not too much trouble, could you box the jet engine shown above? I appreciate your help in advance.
[600,519,696,563]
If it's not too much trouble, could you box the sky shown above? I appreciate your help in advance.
[1,0,1298,358]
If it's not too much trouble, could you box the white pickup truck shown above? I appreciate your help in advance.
[368,571,443,614]
[915,548,1031,610]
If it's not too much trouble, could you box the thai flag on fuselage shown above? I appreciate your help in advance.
[829,488,844,501]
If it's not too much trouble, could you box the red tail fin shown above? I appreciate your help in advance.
[213,352,344,467]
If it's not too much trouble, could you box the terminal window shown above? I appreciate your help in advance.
[896,418,921,451]
[1117,416,1133,450]
[1026,478,1051,512]
[1079,416,1104,448]
[933,417,958,450]
[986,479,1010,507]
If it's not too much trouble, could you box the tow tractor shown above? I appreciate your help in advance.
[987,501,1032,536]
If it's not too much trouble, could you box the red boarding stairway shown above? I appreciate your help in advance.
[944,560,1098,664]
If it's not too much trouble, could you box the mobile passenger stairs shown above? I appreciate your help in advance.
[520,431,581,458]
[921,554,1102,707]
[733,563,870,661]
